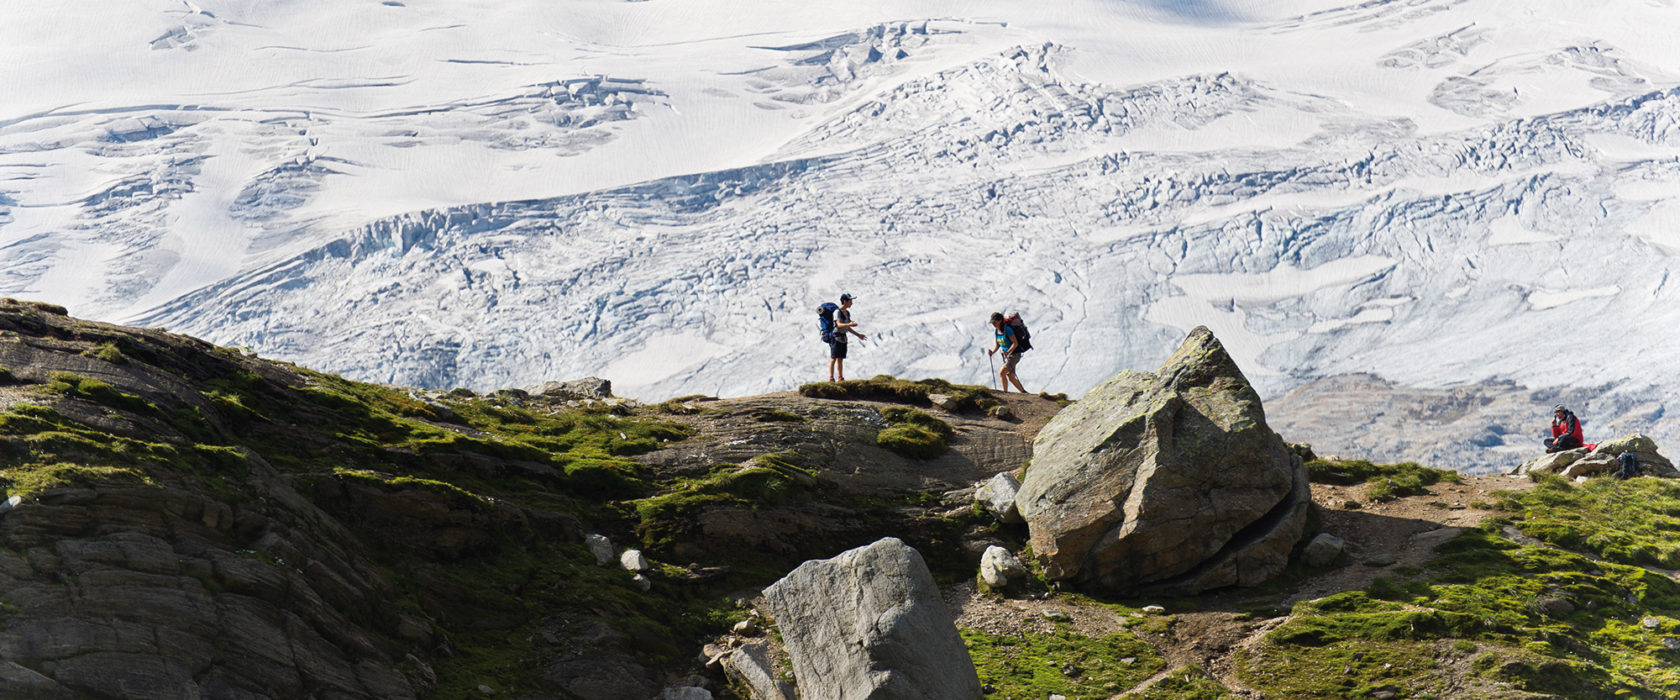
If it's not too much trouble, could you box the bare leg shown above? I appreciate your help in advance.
[835,358,845,382]
[829,358,839,381]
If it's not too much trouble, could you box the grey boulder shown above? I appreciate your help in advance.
[1016,326,1311,596]
[764,537,980,700]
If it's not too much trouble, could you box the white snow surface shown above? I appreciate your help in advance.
[5,0,1680,436]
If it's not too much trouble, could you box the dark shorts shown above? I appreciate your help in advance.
[829,341,848,359]
[1002,351,1021,371]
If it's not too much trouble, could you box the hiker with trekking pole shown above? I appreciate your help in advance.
[987,311,1030,393]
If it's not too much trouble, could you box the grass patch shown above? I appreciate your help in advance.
[798,375,999,414]
[1305,458,1461,502]
[875,406,952,460]
[40,372,156,416]
[963,627,1163,696]
[1130,665,1234,699]
[1240,477,1680,697]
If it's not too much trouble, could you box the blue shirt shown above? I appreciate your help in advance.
[995,325,1016,353]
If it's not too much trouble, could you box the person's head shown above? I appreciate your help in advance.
[989,312,1004,327]
[1553,404,1567,418]
[840,293,855,308]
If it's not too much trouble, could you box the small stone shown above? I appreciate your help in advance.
[1342,499,1361,510]
[1048,695,1067,700]
[477,685,495,695]
[1301,533,1345,568]
[1043,610,1071,623]
[731,619,760,636]
[1363,552,1398,567]
[1061,665,1081,677]
[1643,616,1661,629]
[621,548,651,572]
[1120,657,1136,666]
[632,573,652,592]
[1662,637,1680,651]
[1141,605,1166,614]
[0,495,22,517]
[586,534,613,565]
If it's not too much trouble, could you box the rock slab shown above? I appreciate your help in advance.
[1016,326,1311,595]
[764,537,980,700]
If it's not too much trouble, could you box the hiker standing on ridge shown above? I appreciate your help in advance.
[1545,404,1584,453]
[988,312,1027,393]
[828,293,865,381]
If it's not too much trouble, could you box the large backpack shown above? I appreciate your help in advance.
[1618,451,1642,480]
[817,302,839,343]
[1003,313,1032,352]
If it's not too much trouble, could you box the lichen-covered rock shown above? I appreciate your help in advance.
[764,537,980,700]
[1016,326,1311,595]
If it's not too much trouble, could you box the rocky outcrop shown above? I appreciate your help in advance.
[1016,326,1311,595]
[533,377,613,400]
[1514,435,1677,478]
[764,537,980,700]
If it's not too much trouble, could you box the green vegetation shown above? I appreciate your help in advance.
[83,341,128,365]
[1240,476,1680,698]
[963,627,1164,697]
[798,375,1000,414]
[1130,665,1234,699]
[629,454,814,551]
[875,406,953,460]
[1305,458,1462,502]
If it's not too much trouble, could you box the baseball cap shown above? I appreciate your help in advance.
[840,293,855,302]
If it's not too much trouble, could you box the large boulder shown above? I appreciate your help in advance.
[1594,434,1678,478]
[763,538,980,700]
[1015,326,1311,595]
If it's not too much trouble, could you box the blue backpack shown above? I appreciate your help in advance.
[817,303,839,343]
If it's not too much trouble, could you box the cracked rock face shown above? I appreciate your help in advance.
[1016,326,1311,596]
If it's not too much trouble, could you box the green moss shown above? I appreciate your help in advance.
[963,627,1164,697]
[1242,479,1680,697]
[39,372,156,416]
[751,408,805,423]
[630,458,813,551]
[1305,458,1461,502]
[0,462,153,495]
[875,406,952,459]
[83,342,128,365]
[876,424,947,459]
[332,468,492,510]
[798,375,999,414]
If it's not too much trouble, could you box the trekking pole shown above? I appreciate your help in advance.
[989,352,999,391]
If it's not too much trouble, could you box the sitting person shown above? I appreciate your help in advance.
[1544,404,1583,453]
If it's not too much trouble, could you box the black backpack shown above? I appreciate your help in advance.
[1003,313,1032,352]
[817,303,839,343]
[1618,451,1642,480]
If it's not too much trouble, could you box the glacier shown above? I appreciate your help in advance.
[3,0,1678,470]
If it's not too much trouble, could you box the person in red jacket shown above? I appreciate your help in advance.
[1545,404,1583,453]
